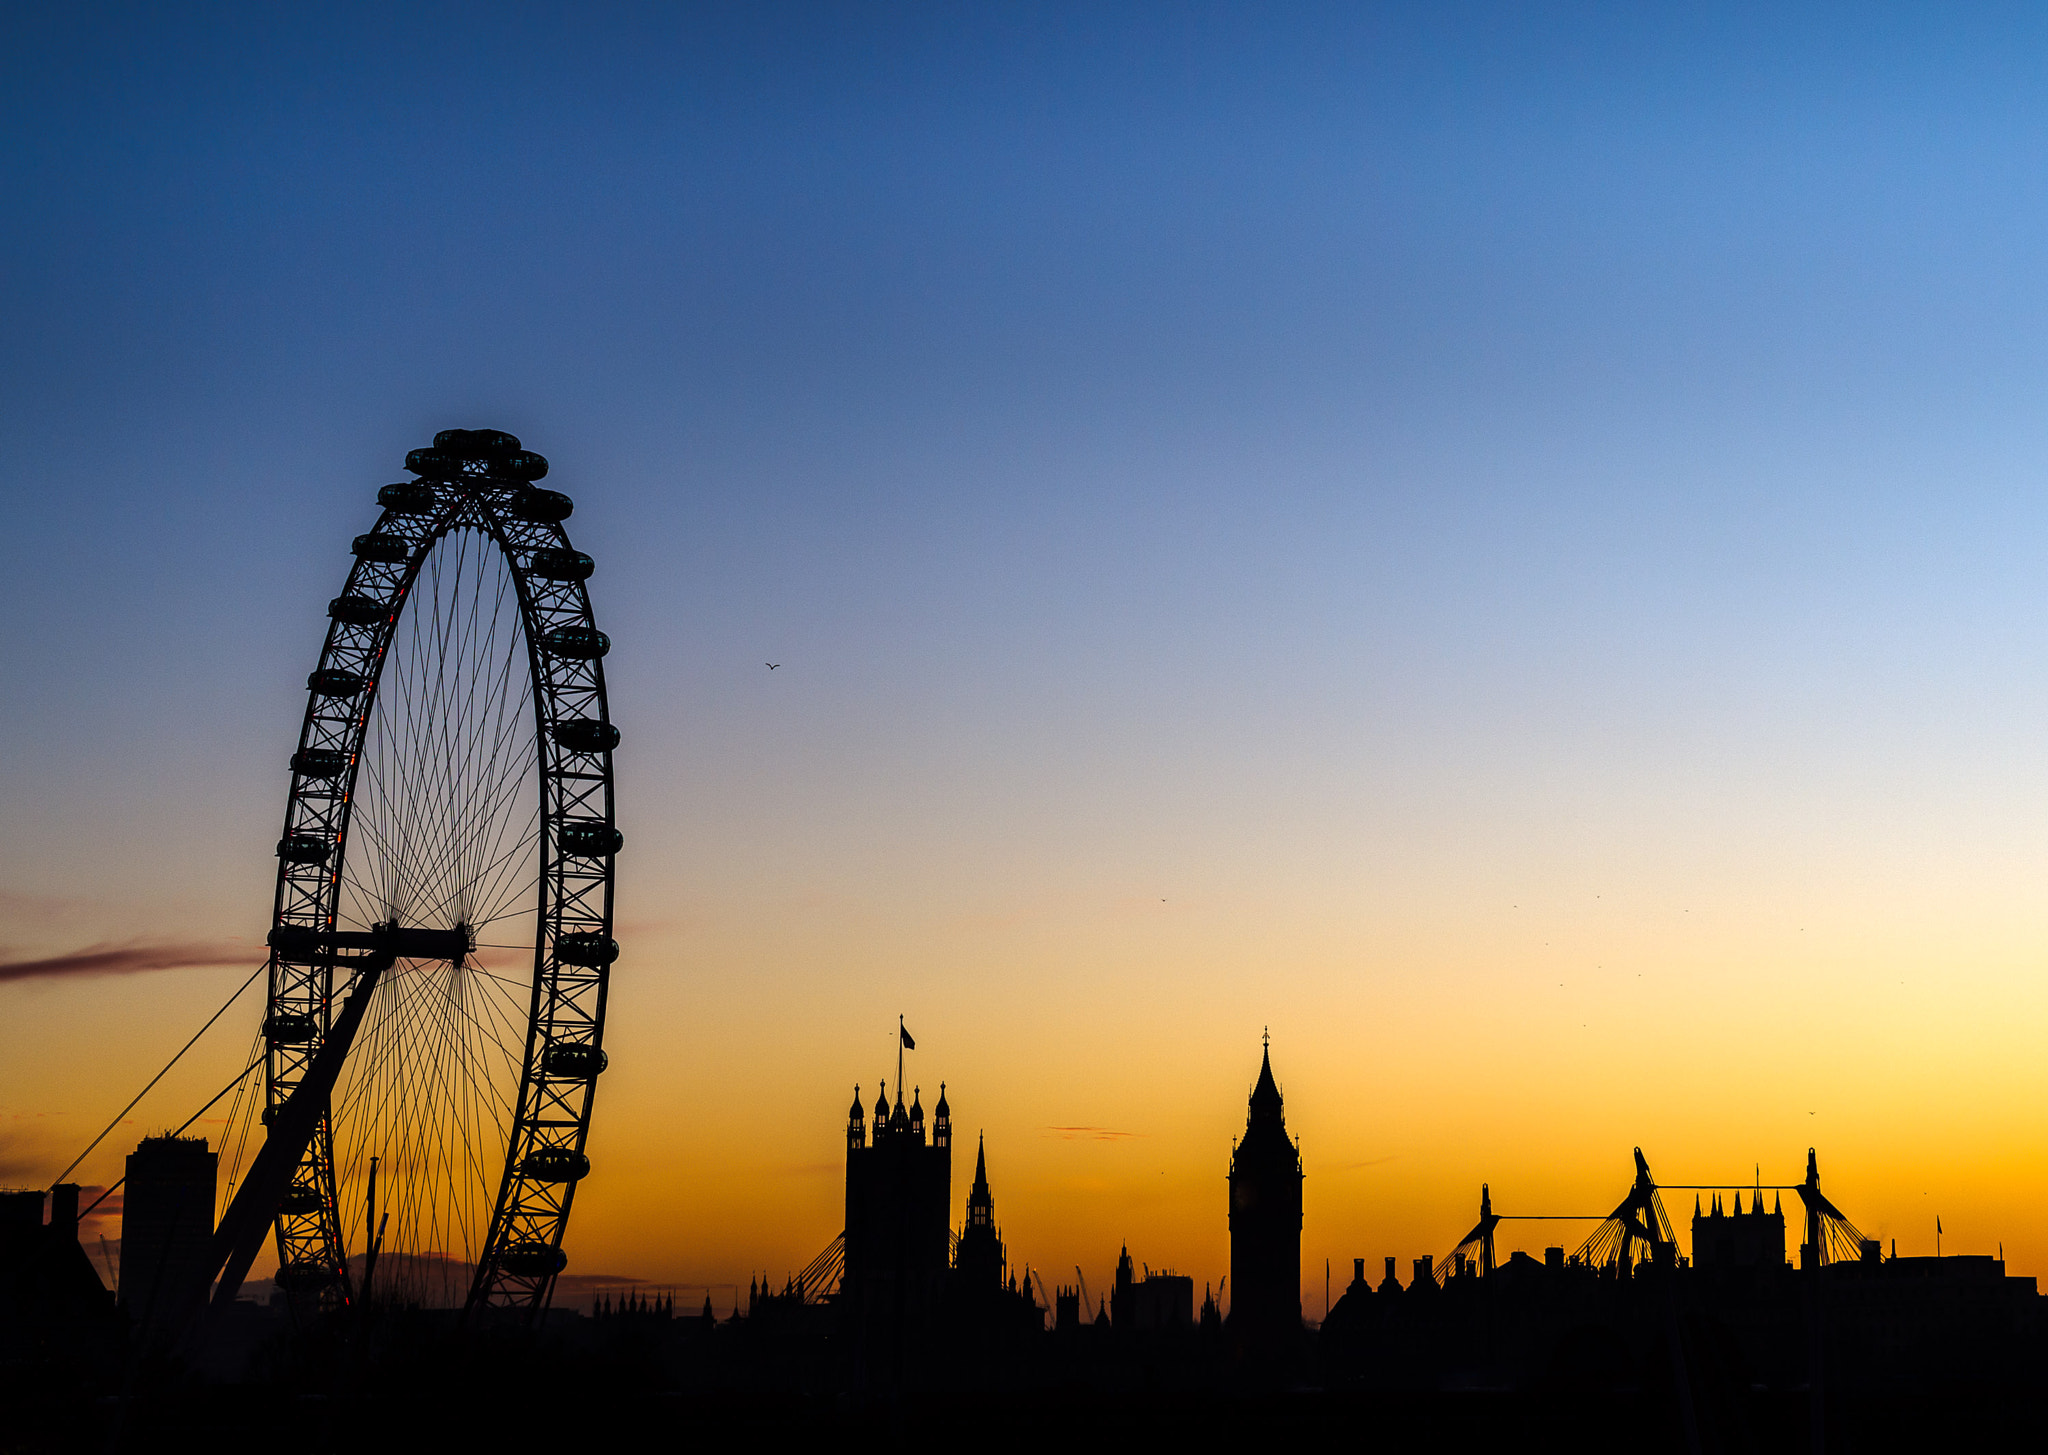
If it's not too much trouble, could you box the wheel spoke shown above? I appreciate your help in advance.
[263,453,611,1319]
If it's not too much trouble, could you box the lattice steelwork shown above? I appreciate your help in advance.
[264,430,616,1317]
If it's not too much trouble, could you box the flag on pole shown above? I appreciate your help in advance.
[1936,1216,1943,1234]
[900,1023,915,1050]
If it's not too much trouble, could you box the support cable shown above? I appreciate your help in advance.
[48,961,267,1191]
[77,1055,265,1221]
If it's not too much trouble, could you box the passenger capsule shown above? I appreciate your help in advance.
[264,1011,319,1044]
[291,748,350,779]
[497,1243,568,1277]
[277,834,331,866]
[272,1260,338,1291]
[278,1184,323,1213]
[378,481,438,514]
[498,450,549,481]
[406,447,459,478]
[268,924,323,958]
[542,1042,609,1078]
[308,668,367,697]
[551,719,620,753]
[541,625,609,661]
[555,933,619,967]
[558,820,623,857]
[434,428,522,455]
[526,548,594,582]
[520,1147,592,1183]
[328,595,389,626]
[510,488,573,524]
[351,532,411,564]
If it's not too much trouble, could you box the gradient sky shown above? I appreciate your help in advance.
[7,2,2048,1308]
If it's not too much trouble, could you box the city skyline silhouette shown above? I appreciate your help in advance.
[7,7,2048,1445]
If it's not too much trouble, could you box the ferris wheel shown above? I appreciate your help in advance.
[238,428,618,1318]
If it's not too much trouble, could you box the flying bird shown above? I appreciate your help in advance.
[766,663,779,670]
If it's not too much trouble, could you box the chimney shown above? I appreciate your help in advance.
[49,1183,80,1242]
[1353,1257,1365,1284]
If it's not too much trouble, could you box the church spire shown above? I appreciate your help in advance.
[1248,1031,1284,1127]
[966,1131,994,1230]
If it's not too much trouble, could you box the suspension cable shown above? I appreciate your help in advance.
[48,960,266,1190]
[75,1054,265,1222]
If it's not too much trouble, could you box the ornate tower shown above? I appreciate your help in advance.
[841,1068,953,1385]
[955,1132,1004,1291]
[1227,1035,1302,1367]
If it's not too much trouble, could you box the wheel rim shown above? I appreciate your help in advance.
[265,432,615,1316]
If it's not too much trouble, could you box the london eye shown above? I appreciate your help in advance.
[227,428,618,1319]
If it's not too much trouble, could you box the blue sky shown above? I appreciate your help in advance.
[9,4,2048,1281]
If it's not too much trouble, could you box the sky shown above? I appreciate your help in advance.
[7,2,2048,1309]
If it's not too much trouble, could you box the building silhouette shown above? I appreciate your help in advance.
[120,1134,216,1340]
[1691,1188,1785,1273]
[1107,1241,1194,1331]
[1227,1036,1302,1370]
[840,1078,950,1381]
[38,1017,2048,1442]
[0,1182,115,1387]
[954,1133,1002,1293]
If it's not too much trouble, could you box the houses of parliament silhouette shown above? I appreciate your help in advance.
[607,1031,2040,1421]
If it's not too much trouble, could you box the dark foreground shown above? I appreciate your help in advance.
[12,1385,2047,1455]
[8,1313,2046,1455]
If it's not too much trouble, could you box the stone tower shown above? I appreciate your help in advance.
[841,1076,951,1384]
[1227,1035,1302,1369]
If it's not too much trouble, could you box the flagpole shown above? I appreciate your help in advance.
[898,1014,904,1105]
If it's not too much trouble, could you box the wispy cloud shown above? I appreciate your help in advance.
[1044,1126,1143,1141]
[0,940,249,984]
[0,1133,55,1183]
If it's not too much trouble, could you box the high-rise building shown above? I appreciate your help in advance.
[120,1135,216,1339]
[1227,1037,1302,1368]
